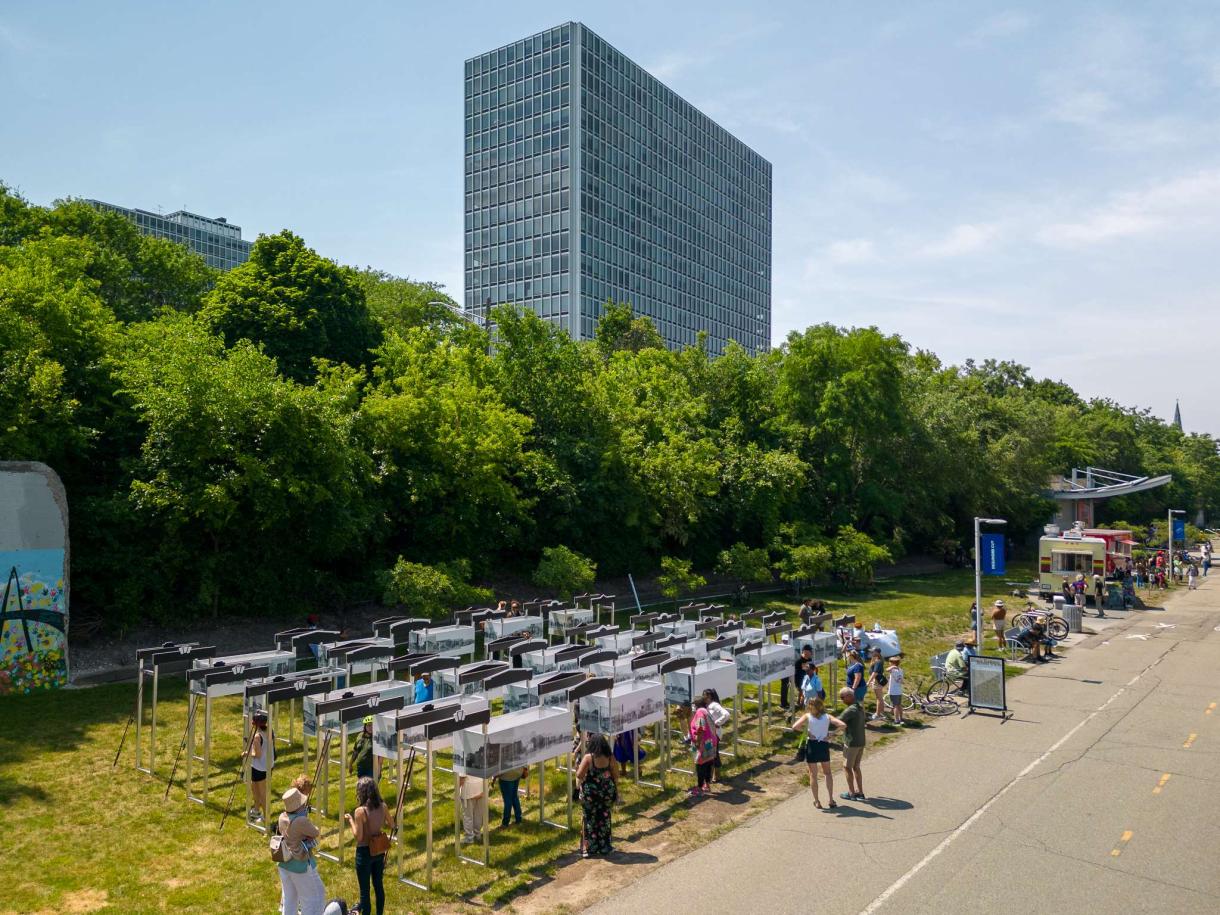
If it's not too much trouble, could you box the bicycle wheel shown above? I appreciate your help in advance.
[926,678,953,702]
[900,693,915,711]
[1010,613,1032,630]
[921,699,959,717]
[1048,618,1069,640]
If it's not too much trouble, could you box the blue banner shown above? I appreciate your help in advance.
[981,533,1006,575]
[1172,519,1186,544]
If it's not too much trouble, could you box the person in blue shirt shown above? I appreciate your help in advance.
[799,660,824,702]
[845,651,867,704]
[413,671,434,704]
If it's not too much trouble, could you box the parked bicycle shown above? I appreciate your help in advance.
[899,675,960,717]
[1010,609,1069,640]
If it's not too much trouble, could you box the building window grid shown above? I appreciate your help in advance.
[464,23,770,351]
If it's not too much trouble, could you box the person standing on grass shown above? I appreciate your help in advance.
[867,647,887,721]
[343,776,387,915]
[791,697,844,809]
[247,709,273,822]
[349,717,375,782]
[845,651,866,706]
[838,687,867,802]
[495,765,528,826]
[576,734,619,858]
[458,774,486,843]
[688,694,719,796]
[277,786,327,915]
[703,688,730,783]
[886,656,905,725]
[789,644,813,713]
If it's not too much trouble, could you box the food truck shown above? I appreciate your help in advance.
[1038,525,1107,595]
[1082,529,1136,575]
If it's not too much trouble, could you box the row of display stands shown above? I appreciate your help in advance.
[125,601,883,892]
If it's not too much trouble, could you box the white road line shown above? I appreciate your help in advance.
[859,655,1163,914]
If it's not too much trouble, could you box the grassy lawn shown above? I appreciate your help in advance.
[0,566,1028,914]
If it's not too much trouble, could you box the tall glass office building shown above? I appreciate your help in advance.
[464,22,771,353]
[87,199,253,271]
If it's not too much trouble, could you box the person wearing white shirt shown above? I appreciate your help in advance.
[791,697,845,809]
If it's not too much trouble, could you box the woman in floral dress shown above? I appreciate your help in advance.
[576,733,619,857]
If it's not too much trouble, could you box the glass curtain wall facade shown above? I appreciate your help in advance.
[465,22,771,353]
[87,199,253,270]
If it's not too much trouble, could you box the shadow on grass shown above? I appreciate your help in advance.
[0,773,49,804]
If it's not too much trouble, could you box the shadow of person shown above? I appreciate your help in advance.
[829,804,892,820]
[603,850,659,865]
[860,795,912,811]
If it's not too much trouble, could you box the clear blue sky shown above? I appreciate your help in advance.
[3,1,1218,434]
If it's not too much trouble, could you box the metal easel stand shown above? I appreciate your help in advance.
[631,727,663,790]
[184,693,214,805]
[456,721,491,868]
[538,752,573,830]
[664,697,694,777]
[316,722,349,865]
[398,739,432,892]
[184,692,202,805]
[735,684,761,748]
[138,663,162,776]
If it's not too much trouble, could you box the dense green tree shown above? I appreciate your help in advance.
[595,300,665,356]
[359,326,531,566]
[533,546,597,598]
[382,557,491,619]
[115,314,373,619]
[199,231,381,381]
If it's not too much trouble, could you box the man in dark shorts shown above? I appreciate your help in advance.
[838,687,867,801]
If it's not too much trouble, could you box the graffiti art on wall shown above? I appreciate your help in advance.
[0,549,68,695]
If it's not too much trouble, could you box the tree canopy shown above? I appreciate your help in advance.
[2,182,1217,629]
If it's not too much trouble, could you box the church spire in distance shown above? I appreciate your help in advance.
[1173,400,1183,431]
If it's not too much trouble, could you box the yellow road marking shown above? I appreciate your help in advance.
[1152,773,1171,795]
[1110,830,1134,857]
[1184,733,1198,749]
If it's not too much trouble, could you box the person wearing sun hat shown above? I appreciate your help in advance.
[990,599,1007,650]
[277,786,327,914]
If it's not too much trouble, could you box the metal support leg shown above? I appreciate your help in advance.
[149,665,160,775]
[135,665,146,773]
[202,696,212,803]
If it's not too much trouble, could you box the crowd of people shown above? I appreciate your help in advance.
[260,535,1219,911]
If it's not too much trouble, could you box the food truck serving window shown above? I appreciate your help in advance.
[1051,551,1093,574]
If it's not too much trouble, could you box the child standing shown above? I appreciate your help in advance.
[886,656,905,726]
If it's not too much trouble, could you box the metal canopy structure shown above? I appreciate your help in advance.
[1047,467,1172,528]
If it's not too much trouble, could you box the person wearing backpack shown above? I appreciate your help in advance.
[275,786,326,915]
[343,776,388,915]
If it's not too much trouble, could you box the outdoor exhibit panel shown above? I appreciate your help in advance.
[577,679,665,734]
[452,705,571,778]
[0,462,69,694]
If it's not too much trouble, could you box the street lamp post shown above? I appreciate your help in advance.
[974,517,1008,649]
[1168,509,1186,585]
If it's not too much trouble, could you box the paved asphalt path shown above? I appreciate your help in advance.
[587,573,1220,915]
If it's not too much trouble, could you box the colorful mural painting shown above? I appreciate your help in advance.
[1,549,69,695]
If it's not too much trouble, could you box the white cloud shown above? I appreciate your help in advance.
[965,11,1034,45]
[642,50,709,83]
[1047,88,1116,126]
[823,238,877,264]
[918,223,1000,258]
[1037,170,1220,247]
